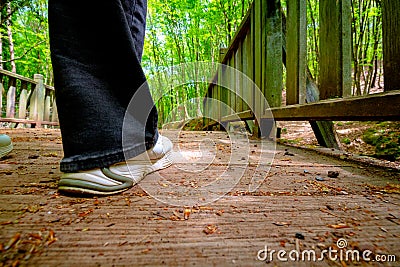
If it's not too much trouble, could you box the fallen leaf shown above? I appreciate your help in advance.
[184,208,191,220]
[328,223,350,229]
[203,225,218,235]
[5,233,21,250]
[78,209,94,217]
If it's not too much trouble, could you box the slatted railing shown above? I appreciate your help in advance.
[205,0,400,146]
[0,69,58,127]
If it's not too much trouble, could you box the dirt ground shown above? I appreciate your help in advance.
[277,121,400,165]
[0,128,399,266]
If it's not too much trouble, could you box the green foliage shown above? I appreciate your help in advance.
[0,0,386,124]
[342,137,351,145]
[362,124,400,161]
[143,0,251,125]
[0,0,51,83]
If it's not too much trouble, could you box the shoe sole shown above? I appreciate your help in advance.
[58,151,173,196]
[0,143,13,158]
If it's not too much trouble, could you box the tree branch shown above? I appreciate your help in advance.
[0,40,45,63]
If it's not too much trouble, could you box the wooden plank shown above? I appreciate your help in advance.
[230,53,236,113]
[319,0,352,99]
[250,6,256,117]
[263,0,282,108]
[221,90,400,122]
[254,0,262,120]
[44,95,51,122]
[266,90,400,121]
[30,74,46,126]
[6,78,16,118]
[221,110,254,123]
[51,95,59,123]
[18,86,28,119]
[0,117,59,125]
[235,44,243,112]
[286,0,306,104]
[242,33,250,111]
[0,69,36,85]
[0,129,399,266]
[382,0,400,91]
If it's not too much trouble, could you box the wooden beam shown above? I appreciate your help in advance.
[222,110,254,123]
[221,90,400,122]
[286,0,306,104]
[0,69,37,85]
[0,117,59,126]
[382,0,400,91]
[267,90,400,121]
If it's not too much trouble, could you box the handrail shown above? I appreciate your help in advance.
[0,69,58,127]
[205,0,400,148]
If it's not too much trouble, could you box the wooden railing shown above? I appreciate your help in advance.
[205,0,400,147]
[0,69,58,127]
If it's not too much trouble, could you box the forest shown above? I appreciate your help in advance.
[1,0,383,99]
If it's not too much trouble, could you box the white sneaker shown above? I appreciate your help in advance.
[0,134,13,158]
[58,135,173,195]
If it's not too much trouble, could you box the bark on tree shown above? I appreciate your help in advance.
[6,2,16,73]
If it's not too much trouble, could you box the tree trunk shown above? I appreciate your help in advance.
[7,2,16,73]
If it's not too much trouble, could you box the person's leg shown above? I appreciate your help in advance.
[49,0,172,195]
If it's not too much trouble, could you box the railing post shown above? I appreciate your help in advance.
[51,94,59,123]
[6,77,16,118]
[44,93,51,122]
[382,0,400,91]
[18,81,28,119]
[30,74,45,127]
[319,0,351,99]
[286,0,306,104]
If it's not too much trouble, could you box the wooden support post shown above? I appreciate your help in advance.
[44,94,51,122]
[18,82,28,119]
[259,0,282,138]
[51,94,58,123]
[382,0,400,91]
[286,0,306,104]
[281,8,340,149]
[254,0,262,120]
[229,56,235,114]
[263,0,282,108]
[219,48,227,122]
[243,33,251,111]
[30,74,45,127]
[319,0,351,99]
[235,45,243,112]
[6,77,16,118]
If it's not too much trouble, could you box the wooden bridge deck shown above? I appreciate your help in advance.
[0,129,399,266]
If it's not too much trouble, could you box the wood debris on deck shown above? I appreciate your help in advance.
[0,129,399,266]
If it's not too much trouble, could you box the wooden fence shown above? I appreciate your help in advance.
[0,69,58,127]
[205,0,400,147]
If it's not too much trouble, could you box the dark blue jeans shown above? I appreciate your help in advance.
[49,0,158,172]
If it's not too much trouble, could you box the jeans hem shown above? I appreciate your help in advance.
[60,135,158,173]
